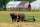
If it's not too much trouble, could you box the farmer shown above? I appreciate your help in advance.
[33,16,35,21]
[28,2,31,11]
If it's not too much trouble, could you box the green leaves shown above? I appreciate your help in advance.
[27,0,36,3]
[14,0,36,3]
[0,0,10,3]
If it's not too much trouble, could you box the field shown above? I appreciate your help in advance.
[0,11,40,27]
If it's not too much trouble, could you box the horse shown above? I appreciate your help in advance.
[10,13,17,22]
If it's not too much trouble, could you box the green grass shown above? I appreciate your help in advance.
[0,11,11,23]
[0,11,40,23]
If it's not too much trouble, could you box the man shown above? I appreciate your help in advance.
[33,16,35,21]
[28,3,31,11]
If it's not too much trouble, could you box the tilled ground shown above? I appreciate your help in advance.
[0,22,40,27]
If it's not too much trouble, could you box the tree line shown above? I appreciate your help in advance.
[0,0,36,11]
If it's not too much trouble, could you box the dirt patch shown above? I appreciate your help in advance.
[0,22,40,27]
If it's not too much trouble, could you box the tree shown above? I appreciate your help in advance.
[26,0,36,3]
[14,0,36,3]
[0,0,10,11]
[3,0,10,11]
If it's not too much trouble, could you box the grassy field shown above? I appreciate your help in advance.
[0,11,40,23]
[0,11,40,27]
[0,11,11,23]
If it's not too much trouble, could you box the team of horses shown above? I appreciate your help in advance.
[10,13,25,22]
[10,12,35,22]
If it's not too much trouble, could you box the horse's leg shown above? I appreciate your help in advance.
[11,17,14,22]
[14,16,17,22]
[17,16,20,22]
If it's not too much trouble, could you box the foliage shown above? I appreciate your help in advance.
[14,0,36,3]
[0,0,10,11]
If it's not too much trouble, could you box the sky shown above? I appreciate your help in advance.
[31,0,40,9]
[37,0,40,1]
